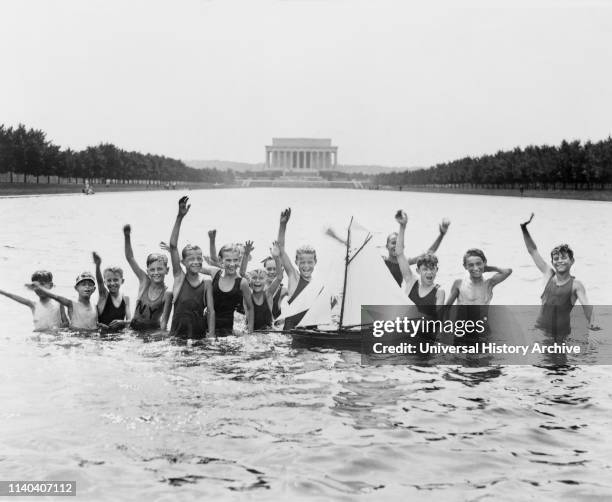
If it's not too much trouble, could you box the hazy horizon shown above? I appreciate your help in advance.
[2,0,611,167]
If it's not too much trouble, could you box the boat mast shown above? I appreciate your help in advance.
[338,217,353,330]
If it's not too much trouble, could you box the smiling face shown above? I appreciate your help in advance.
[147,259,169,284]
[551,251,574,274]
[249,270,266,293]
[103,271,124,294]
[220,249,240,275]
[182,249,203,275]
[295,252,316,280]
[75,279,96,299]
[463,255,485,279]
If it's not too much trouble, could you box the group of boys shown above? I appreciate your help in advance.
[0,197,595,338]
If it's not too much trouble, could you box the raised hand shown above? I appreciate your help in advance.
[395,210,408,226]
[208,229,216,239]
[270,241,281,257]
[177,196,190,217]
[439,218,451,234]
[521,213,535,229]
[123,224,131,236]
[159,241,170,252]
[92,251,102,266]
[280,208,291,224]
[244,240,254,255]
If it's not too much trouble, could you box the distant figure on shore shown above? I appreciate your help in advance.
[82,181,94,195]
[519,185,524,197]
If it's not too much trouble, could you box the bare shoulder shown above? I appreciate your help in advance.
[572,278,586,292]
[451,278,462,290]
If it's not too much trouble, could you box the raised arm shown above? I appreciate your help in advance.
[520,213,552,276]
[324,227,347,247]
[123,225,147,282]
[277,208,298,286]
[169,196,190,278]
[265,242,284,298]
[485,265,513,286]
[394,210,414,285]
[0,288,35,309]
[208,229,220,267]
[240,240,254,277]
[407,218,450,265]
[26,284,72,308]
[93,252,108,303]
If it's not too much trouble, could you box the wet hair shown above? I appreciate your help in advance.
[295,245,317,262]
[463,248,487,265]
[386,232,398,245]
[146,253,168,267]
[262,256,275,268]
[550,244,574,261]
[103,267,124,278]
[248,269,267,286]
[416,253,439,269]
[218,244,241,260]
[31,270,53,284]
[181,244,202,259]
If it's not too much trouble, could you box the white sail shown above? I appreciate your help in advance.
[296,221,410,329]
[276,273,324,321]
[295,259,344,328]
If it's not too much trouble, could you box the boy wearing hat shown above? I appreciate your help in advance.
[29,271,98,330]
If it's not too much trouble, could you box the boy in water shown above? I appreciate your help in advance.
[277,208,317,329]
[446,249,512,306]
[28,272,99,330]
[0,271,67,331]
[384,217,451,286]
[124,224,173,331]
[520,212,594,335]
[205,243,253,336]
[168,196,214,339]
[395,211,446,316]
[247,241,283,330]
[93,252,131,330]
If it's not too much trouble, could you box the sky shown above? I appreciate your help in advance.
[1,0,611,167]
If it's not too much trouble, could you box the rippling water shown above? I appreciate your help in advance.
[1,189,611,500]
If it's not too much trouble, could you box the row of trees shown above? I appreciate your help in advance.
[0,124,234,184]
[373,138,612,190]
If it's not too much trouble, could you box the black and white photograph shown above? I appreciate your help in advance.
[1,0,611,500]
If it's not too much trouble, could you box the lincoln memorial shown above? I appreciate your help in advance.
[265,138,338,175]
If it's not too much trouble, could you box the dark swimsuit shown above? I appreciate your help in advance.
[283,276,310,330]
[384,259,403,286]
[170,278,206,339]
[253,296,273,330]
[98,295,126,325]
[212,270,243,336]
[536,275,574,337]
[130,282,167,330]
[408,282,439,318]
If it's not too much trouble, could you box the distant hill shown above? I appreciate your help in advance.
[185,160,412,175]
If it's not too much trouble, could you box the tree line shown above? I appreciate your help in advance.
[373,138,612,190]
[0,124,234,184]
